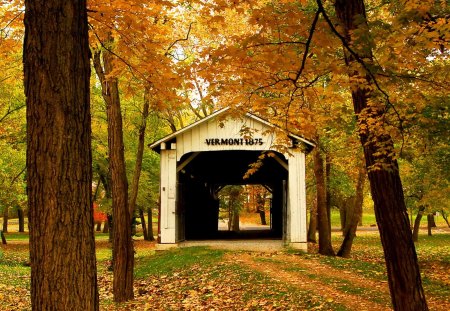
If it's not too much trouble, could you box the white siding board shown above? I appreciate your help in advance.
[287,149,307,245]
[191,126,200,153]
[160,149,177,244]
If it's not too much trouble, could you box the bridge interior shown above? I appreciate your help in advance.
[176,150,288,241]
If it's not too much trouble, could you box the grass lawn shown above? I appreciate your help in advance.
[1,228,449,310]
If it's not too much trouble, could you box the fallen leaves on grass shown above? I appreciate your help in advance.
[103,260,315,310]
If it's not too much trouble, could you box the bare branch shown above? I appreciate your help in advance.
[165,22,193,54]
[293,9,320,85]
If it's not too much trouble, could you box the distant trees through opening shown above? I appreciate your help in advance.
[217,185,271,233]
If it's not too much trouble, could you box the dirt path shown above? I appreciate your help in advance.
[226,253,392,311]
[277,253,391,295]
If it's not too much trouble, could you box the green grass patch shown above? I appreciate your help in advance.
[134,246,225,278]
[329,210,377,228]
[2,232,29,241]
[415,233,450,263]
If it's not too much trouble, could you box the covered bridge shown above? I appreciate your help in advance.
[149,108,314,250]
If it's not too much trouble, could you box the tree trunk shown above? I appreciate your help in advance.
[96,222,102,232]
[428,214,436,227]
[325,153,332,230]
[339,198,346,231]
[340,197,354,236]
[427,214,434,236]
[128,88,150,216]
[412,206,425,242]
[256,195,267,225]
[103,219,109,233]
[23,1,99,309]
[258,209,267,225]
[313,148,335,256]
[147,207,155,241]
[0,230,6,244]
[139,208,148,240]
[441,210,450,228]
[307,198,318,243]
[93,46,134,302]
[2,206,8,233]
[333,0,428,309]
[17,207,25,232]
[231,211,240,232]
[337,164,365,257]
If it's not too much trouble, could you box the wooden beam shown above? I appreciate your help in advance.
[177,152,200,173]
[273,154,288,170]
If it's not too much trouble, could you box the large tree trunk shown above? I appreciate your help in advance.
[332,0,428,309]
[307,198,318,243]
[412,206,425,242]
[93,46,134,302]
[23,1,99,309]
[313,148,335,256]
[337,164,365,257]
[128,88,150,216]
[2,206,8,233]
[17,207,25,232]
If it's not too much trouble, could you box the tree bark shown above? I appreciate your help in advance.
[338,197,346,231]
[337,164,365,257]
[332,0,428,309]
[307,198,318,243]
[412,206,425,242]
[231,211,240,232]
[93,46,134,302]
[128,88,150,216]
[1,230,6,245]
[17,207,25,232]
[325,153,332,230]
[2,206,8,233]
[23,1,99,309]
[426,214,434,236]
[313,148,335,256]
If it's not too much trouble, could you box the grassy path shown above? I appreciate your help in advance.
[229,252,391,311]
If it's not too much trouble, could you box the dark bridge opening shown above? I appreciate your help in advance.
[176,151,288,241]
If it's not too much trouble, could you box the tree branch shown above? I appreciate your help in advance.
[316,0,404,133]
[165,22,193,54]
[293,9,320,85]
[0,104,26,123]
